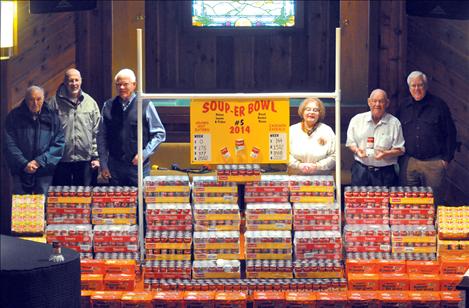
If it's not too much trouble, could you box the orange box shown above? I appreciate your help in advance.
[440,291,463,308]
[378,291,409,308]
[347,291,378,308]
[440,256,469,275]
[81,259,106,274]
[152,291,184,308]
[379,273,409,291]
[184,291,216,308]
[252,291,285,308]
[406,260,439,275]
[377,259,406,273]
[346,259,379,275]
[81,274,104,291]
[104,274,136,291]
[408,291,440,308]
[409,274,440,291]
[215,292,247,308]
[104,260,136,275]
[121,291,153,308]
[91,291,123,308]
[348,273,379,291]
[439,274,463,291]
[285,292,316,308]
[315,292,347,308]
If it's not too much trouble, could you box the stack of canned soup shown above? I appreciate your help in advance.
[46,186,93,258]
[192,231,241,278]
[245,203,292,231]
[245,231,293,278]
[389,186,437,260]
[143,175,192,284]
[437,206,469,257]
[91,186,138,260]
[192,176,238,204]
[193,203,240,231]
[93,225,139,260]
[244,176,293,279]
[343,186,391,258]
[244,175,289,203]
[191,175,241,280]
[290,176,342,280]
[289,175,335,203]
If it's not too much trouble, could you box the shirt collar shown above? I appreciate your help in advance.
[366,111,388,124]
[120,92,136,109]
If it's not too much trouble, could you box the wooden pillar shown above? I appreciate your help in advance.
[111,1,145,95]
[340,0,371,105]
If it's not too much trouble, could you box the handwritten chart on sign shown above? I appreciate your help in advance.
[190,98,290,165]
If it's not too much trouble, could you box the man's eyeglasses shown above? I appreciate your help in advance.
[115,82,132,88]
[410,83,425,89]
[369,99,386,105]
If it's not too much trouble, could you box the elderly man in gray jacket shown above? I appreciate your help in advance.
[48,68,101,186]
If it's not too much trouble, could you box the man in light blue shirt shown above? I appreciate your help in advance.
[97,68,166,186]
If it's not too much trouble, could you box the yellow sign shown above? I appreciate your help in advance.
[190,98,290,164]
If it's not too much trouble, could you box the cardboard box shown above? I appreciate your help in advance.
[379,273,409,291]
[409,274,440,291]
[347,273,379,291]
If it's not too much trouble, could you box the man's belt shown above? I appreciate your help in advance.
[356,160,394,172]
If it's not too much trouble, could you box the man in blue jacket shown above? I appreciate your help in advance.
[4,86,65,194]
[97,69,166,186]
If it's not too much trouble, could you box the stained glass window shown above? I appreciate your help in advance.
[192,0,296,27]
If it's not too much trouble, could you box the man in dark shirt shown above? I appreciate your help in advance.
[396,71,457,205]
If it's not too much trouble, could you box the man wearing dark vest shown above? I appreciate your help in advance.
[97,68,166,186]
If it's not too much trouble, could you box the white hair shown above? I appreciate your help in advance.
[25,85,44,98]
[407,71,427,87]
[369,88,389,100]
[115,68,136,82]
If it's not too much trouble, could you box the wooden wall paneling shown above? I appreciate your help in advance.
[178,34,197,89]
[192,37,217,90]
[233,36,255,90]
[147,0,181,91]
[76,1,113,105]
[408,20,469,81]
[377,0,406,113]
[340,0,370,104]
[306,0,329,90]
[111,0,145,95]
[269,34,292,89]
[145,0,159,91]
[410,18,469,59]
[290,32,308,90]
[253,35,272,90]
[216,36,234,90]
[157,107,190,142]
[8,9,76,106]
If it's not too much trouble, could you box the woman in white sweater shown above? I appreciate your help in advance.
[288,97,336,175]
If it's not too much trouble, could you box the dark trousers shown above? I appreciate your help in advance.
[12,174,53,194]
[108,157,150,186]
[53,161,95,186]
[351,160,397,187]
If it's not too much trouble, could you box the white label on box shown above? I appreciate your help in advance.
[269,133,287,160]
[193,134,211,161]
